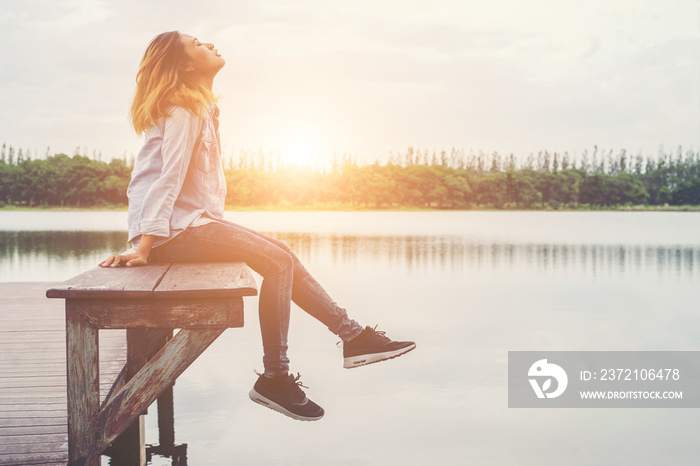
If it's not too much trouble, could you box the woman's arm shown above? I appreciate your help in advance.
[137,107,204,238]
[99,234,156,267]
[101,106,204,268]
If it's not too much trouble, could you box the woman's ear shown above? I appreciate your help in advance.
[181,61,194,73]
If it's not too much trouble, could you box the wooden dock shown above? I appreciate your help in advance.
[0,282,126,466]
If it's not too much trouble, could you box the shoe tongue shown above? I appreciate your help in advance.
[285,376,308,402]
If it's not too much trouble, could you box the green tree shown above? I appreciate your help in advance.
[608,173,649,205]
[475,172,508,208]
[671,179,700,205]
[579,174,608,206]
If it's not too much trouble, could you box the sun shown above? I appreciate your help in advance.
[279,122,321,167]
[285,139,312,167]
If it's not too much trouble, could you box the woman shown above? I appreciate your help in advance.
[100,31,415,422]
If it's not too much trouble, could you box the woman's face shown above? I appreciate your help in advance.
[180,33,225,78]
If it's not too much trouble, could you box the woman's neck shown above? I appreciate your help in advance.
[192,75,214,92]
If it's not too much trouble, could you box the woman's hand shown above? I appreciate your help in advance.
[99,252,149,268]
[100,236,156,268]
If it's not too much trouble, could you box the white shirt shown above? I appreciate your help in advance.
[126,102,226,250]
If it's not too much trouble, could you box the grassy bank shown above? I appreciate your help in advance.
[2,203,700,212]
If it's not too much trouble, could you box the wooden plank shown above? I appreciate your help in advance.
[68,298,244,329]
[0,394,66,403]
[2,273,252,462]
[99,328,224,449]
[46,262,257,299]
[0,400,64,409]
[0,410,66,418]
[0,404,66,413]
[0,433,68,445]
[0,425,66,436]
[46,264,171,299]
[154,262,257,298]
[0,372,66,378]
[65,303,100,465]
[0,418,66,428]
[0,282,59,298]
[0,451,68,466]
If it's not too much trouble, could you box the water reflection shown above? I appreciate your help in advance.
[1,231,699,282]
[273,233,700,280]
[0,230,127,259]
[105,384,188,466]
[3,224,699,465]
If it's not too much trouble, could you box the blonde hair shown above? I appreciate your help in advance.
[129,31,218,135]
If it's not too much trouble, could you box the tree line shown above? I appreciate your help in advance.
[1,143,699,209]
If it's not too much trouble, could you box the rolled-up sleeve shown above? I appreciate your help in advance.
[138,107,203,238]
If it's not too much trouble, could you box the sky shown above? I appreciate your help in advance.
[1,0,698,168]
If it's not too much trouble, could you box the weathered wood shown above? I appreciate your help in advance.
[41,262,258,461]
[66,297,244,329]
[0,424,66,436]
[146,328,174,358]
[102,365,127,410]
[99,328,225,449]
[0,451,68,465]
[151,329,175,448]
[0,400,65,410]
[0,376,66,389]
[47,262,258,300]
[154,262,257,298]
[0,409,67,418]
[46,264,171,299]
[0,432,68,445]
[0,417,65,428]
[105,329,149,465]
[65,303,100,465]
[0,399,66,408]
[157,384,175,448]
[126,330,149,383]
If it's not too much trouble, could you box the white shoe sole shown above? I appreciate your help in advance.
[249,388,324,421]
[344,343,416,369]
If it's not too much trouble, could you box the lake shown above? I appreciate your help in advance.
[1,211,699,465]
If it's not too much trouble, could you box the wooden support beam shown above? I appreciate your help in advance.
[105,329,149,465]
[67,298,244,329]
[146,329,174,358]
[98,328,225,450]
[65,303,100,466]
[46,261,258,462]
[157,385,175,448]
[101,364,126,411]
[150,329,175,448]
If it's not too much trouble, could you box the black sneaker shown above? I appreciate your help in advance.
[342,326,416,369]
[249,372,324,421]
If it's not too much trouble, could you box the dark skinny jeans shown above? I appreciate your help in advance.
[148,219,365,375]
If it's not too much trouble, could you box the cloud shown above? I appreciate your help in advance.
[0,0,697,161]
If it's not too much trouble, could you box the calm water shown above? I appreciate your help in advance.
[1,211,699,465]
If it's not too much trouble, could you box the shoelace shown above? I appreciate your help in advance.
[368,325,390,342]
[287,372,309,390]
[285,373,309,404]
[254,369,309,390]
[337,324,389,348]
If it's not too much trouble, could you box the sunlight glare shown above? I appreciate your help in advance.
[279,122,321,168]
